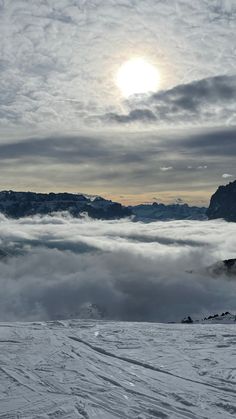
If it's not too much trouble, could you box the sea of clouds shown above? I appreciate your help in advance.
[0,212,236,322]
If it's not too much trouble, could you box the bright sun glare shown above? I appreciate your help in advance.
[116,58,160,97]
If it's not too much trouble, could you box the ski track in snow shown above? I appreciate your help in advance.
[0,320,236,418]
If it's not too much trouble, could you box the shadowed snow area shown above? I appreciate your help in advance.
[0,213,236,322]
[0,320,236,418]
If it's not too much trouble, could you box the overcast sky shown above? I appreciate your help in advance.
[0,0,236,205]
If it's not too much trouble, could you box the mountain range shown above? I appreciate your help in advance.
[0,179,235,221]
[0,190,206,221]
[0,190,132,220]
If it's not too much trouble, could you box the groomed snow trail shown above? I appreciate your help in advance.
[0,320,235,418]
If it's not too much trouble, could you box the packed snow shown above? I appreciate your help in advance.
[0,320,235,418]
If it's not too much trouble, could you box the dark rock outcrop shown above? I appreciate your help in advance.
[207,180,236,222]
[0,190,132,220]
[180,312,236,324]
[223,258,236,272]
[201,312,236,323]
[208,258,236,276]
[181,316,193,324]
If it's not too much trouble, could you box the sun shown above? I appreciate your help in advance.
[116,58,160,97]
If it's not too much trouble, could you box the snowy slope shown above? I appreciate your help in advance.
[0,320,236,418]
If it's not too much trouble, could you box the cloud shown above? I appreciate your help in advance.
[160,166,173,171]
[222,173,233,178]
[105,109,157,123]
[177,127,236,157]
[175,198,184,204]
[0,127,235,205]
[104,75,236,126]
[0,1,236,134]
[0,214,236,322]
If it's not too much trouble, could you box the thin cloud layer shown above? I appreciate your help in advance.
[0,128,235,205]
[222,173,233,178]
[0,214,236,322]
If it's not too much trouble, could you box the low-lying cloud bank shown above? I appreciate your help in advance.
[0,213,236,322]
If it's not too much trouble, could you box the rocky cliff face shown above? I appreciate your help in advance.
[0,191,132,220]
[207,180,236,221]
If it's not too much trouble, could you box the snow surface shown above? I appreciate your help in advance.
[0,320,236,418]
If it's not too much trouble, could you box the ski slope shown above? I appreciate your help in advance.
[0,320,235,418]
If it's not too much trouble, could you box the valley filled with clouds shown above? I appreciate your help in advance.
[0,213,235,322]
